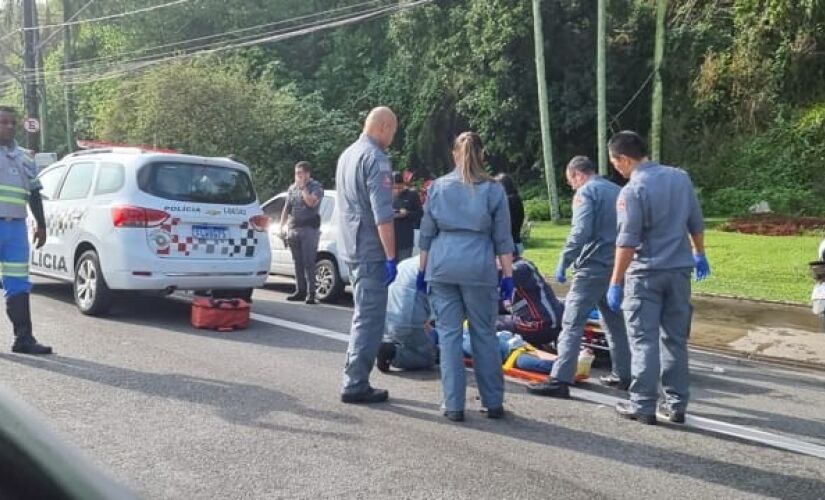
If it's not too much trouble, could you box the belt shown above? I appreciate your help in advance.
[0,217,22,221]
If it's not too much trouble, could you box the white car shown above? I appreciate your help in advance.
[261,189,420,303]
[261,190,349,302]
[29,148,272,315]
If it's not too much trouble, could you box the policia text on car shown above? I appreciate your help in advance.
[0,106,52,355]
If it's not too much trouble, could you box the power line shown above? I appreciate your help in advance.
[37,0,97,49]
[64,0,434,85]
[23,0,194,31]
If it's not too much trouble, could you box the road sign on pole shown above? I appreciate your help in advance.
[23,117,41,133]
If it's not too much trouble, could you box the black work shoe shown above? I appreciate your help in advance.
[484,407,505,419]
[376,342,396,373]
[615,401,656,425]
[341,387,389,404]
[12,341,52,355]
[600,373,631,391]
[305,297,317,305]
[526,379,570,399]
[656,403,686,424]
[444,410,465,422]
[286,292,306,302]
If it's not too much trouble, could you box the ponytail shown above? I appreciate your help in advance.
[453,132,490,185]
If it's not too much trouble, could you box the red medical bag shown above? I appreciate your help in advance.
[191,298,250,332]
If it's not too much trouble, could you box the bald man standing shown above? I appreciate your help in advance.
[336,107,399,404]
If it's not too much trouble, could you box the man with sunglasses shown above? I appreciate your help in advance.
[0,106,51,354]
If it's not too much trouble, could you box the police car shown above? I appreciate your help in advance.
[29,148,271,315]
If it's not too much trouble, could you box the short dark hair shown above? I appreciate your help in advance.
[294,161,311,173]
[566,155,595,175]
[0,106,17,115]
[608,130,648,160]
[393,171,404,184]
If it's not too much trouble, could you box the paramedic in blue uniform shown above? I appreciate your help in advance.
[606,131,710,425]
[375,257,437,373]
[0,106,51,355]
[528,156,630,398]
[279,161,324,304]
[336,107,398,404]
[417,131,514,422]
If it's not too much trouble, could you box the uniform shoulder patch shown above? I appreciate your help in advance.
[617,195,626,212]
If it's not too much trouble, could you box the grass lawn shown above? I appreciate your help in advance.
[523,221,822,304]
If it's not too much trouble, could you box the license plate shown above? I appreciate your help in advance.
[192,225,229,240]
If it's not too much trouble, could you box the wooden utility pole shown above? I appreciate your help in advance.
[22,0,40,151]
[34,1,47,152]
[531,0,560,222]
[596,0,607,175]
[650,0,667,161]
[63,0,76,152]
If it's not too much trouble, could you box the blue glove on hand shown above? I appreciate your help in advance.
[500,276,515,302]
[554,265,567,284]
[694,253,711,282]
[606,284,623,312]
[384,259,398,286]
[416,269,427,293]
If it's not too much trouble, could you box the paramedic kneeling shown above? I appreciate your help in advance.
[0,106,51,354]
[606,131,710,425]
[375,257,437,372]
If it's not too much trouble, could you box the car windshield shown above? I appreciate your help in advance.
[138,162,256,205]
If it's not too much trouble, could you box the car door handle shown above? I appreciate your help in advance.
[71,214,82,220]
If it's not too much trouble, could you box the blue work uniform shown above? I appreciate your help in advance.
[420,170,514,412]
[617,161,704,415]
[0,143,40,297]
[552,176,630,385]
[335,134,395,395]
[384,257,436,370]
[284,179,324,298]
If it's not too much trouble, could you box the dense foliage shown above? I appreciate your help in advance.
[0,0,822,212]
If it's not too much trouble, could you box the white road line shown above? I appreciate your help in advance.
[251,310,825,460]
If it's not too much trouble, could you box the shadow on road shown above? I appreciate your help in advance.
[32,283,343,354]
[373,398,825,499]
[0,353,360,439]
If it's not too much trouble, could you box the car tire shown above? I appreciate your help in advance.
[315,257,344,303]
[212,288,254,302]
[74,250,114,316]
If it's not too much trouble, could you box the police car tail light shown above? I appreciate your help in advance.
[112,206,170,228]
[249,215,270,232]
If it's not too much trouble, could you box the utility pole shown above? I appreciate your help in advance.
[531,0,560,223]
[22,0,41,151]
[34,1,47,152]
[650,0,667,161]
[596,0,608,175]
[63,0,76,152]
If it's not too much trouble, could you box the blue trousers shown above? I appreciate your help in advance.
[0,220,32,298]
[342,261,388,394]
[430,283,503,412]
[551,268,630,385]
[386,327,437,370]
[623,270,693,415]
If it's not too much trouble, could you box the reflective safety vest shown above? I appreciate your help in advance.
[0,144,38,219]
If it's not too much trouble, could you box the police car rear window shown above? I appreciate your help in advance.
[138,162,256,205]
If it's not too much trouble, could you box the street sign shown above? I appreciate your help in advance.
[23,117,40,133]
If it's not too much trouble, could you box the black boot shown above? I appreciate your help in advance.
[286,291,306,302]
[8,294,52,355]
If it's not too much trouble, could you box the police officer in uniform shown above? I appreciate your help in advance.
[0,106,51,355]
[336,107,398,404]
[606,131,710,425]
[279,161,324,304]
[528,156,630,397]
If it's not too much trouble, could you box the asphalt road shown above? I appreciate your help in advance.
[0,277,824,499]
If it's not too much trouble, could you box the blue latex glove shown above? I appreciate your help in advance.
[694,253,711,282]
[384,259,398,286]
[554,265,567,284]
[500,276,515,302]
[606,284,623,312]
[416,269,427,293]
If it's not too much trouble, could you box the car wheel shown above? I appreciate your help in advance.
[212,288,254,302]
[315,257,344,303]
[74,250,114,316]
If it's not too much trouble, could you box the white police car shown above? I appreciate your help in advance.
[29,148,271,315]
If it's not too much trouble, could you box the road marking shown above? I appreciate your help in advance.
[250,310,825,460]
